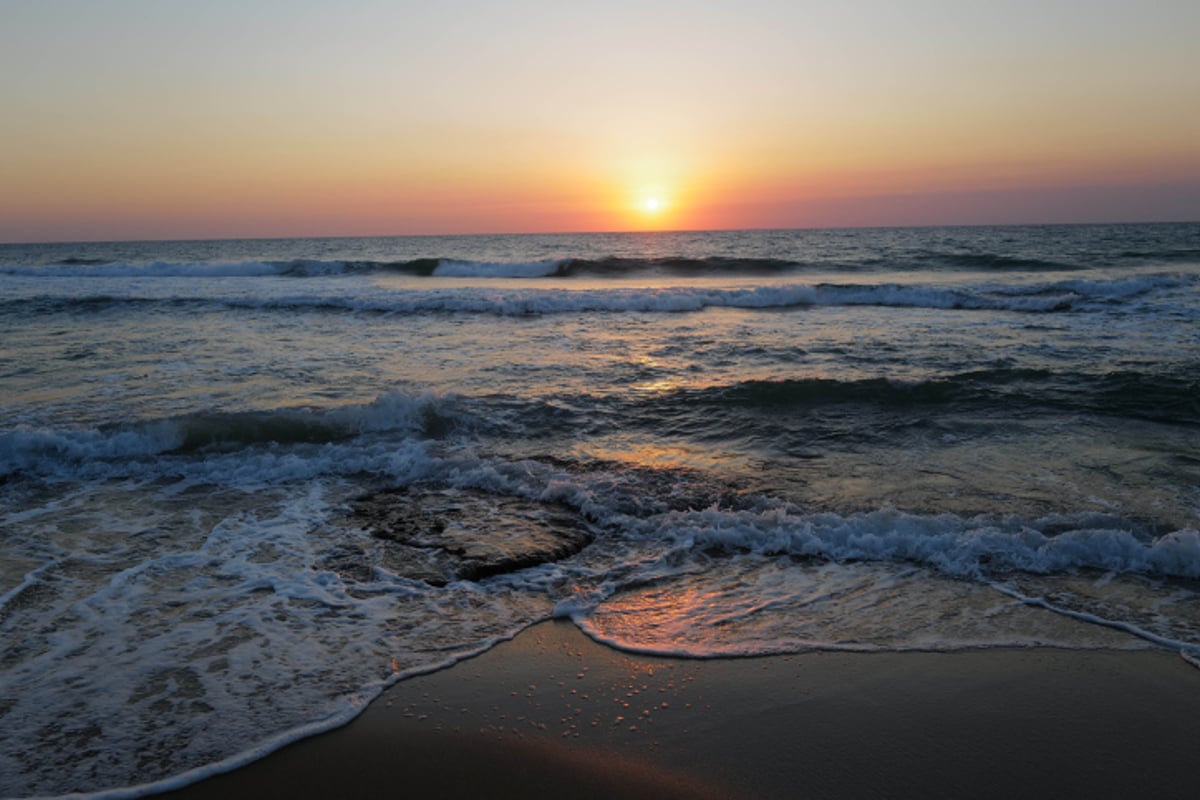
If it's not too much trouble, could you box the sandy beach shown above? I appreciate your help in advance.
[161,619,1200,799]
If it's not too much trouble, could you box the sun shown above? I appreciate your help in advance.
[623,183,677,229]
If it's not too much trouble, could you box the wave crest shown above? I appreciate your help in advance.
[0,391,458,477]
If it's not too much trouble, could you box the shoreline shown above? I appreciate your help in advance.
[160,619,1200,800]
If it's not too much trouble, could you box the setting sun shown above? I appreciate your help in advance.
[626,187,676,229]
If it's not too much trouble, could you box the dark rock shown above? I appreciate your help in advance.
[345,485,592,585]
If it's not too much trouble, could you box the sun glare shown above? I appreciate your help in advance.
[621,175,679,229]
[629,193,672,229]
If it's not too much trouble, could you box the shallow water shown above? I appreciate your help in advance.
[2,223,1199,797]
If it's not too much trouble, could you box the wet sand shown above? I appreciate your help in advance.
[164,619,1200,799]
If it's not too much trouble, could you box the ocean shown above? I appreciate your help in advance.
[2,223,1199,797]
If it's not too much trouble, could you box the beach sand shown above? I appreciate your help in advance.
[164,619,1200,799]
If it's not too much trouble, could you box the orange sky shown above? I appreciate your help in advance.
[2,1,1198,242]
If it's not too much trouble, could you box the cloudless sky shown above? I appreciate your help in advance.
[2,0,1198,241]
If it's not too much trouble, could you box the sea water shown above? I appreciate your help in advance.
[1,224,1198,797]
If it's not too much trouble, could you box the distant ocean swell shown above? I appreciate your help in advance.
[6,246,1198,279]
[0,255,1013,278]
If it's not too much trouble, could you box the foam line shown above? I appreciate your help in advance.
[988,580,1199,652]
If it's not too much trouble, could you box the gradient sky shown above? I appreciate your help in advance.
[2,0,1198,241]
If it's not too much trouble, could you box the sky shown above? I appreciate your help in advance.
[1,0,1198,241]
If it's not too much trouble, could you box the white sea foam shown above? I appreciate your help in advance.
[0,422,186,474]
[251,275,1183,315]
[0,391,454,479]
[570,559,1159,658]
[0,479,537,798]
[5,426,1199,797]
[7,264,1188,319]
[323,389,454,433]
[987,581,1200,653]
[8,397,1198,583]
[639,506,1200,580]
[235,284,990,315]
[557,503,1200,658]
[6,274,1189,328]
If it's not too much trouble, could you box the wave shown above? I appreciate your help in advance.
[3,260,294,278]
[54,256,114,266]
[559,256,808,276]
[371,452,1200,586]
[644,506,1200,581]
[428,256,800,278]
[0,252,1110,280]
[1118,247,1200,264]
[657,367,1200,425]
[568,504,1200,660]
[904,251,1085,272]
[7,223,1198,280]
[433,258,565,278]
[6,243,1197,281]
[558,253,1089,275]
[9,273,1185,319]
[1,255,806,279]
[0,391,459,477]
[1089,369,1200,424]
[17,403,1192,583]
[0,258,443,279]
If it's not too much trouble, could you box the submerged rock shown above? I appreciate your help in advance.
[344,486,592,586]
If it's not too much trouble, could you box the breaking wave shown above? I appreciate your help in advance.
[0,391,460,478]
[4,273,1188,319]
[4,249,1193,281]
